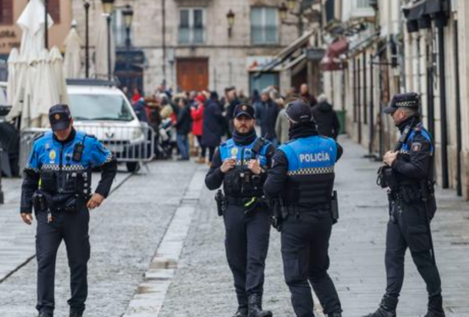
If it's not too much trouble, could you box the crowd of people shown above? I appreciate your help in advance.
[126,83,342,162]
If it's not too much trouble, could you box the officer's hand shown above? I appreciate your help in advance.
[220,159,236,173]
[248,159,262,175]
[87,193,105,210]
[384,151,398,167]
[21,213,34,225]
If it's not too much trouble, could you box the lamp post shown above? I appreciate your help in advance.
[123,5,134,93]
[227,9,235,37]
[44,0,49,49]
[101,0,115,81]
[84,0,91,78]
[278,0,306,37]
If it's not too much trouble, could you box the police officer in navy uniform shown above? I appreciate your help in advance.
[264,99,343,317]
[363,93,444,317]
[205,104,275,317]
[20,105,117,317]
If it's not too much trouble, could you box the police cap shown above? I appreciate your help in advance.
[285,99,312,124]
[384,92,420,114]
[234,104,255,119]
[49,104,72,131]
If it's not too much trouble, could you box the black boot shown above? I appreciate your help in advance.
[248,294,272,317]
[425,295,445,317]
[69,312,83,317]
[232,307,248,317]
[362,296,398,317]
[328,313,342,317]
[38,312,53,317]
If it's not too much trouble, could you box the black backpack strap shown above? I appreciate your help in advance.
[251,137,266,157]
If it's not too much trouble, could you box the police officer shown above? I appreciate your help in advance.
[363,93,444,317]
[264,99,343,317]
[205,104,275,317]
[20,104,117,317]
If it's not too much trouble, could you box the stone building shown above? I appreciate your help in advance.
[72,0,304,95]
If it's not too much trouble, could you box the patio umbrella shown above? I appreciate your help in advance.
[50,46,69,105]
[30,49,54,128]
[63,26,82,78]
[16,0,53,59]
[94,12,115,80]
[6,48,19,105]
[6,54,28,122]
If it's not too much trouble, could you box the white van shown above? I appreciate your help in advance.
[67,80,148,172]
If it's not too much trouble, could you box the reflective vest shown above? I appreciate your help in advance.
[279,135,337,208]
[219,137,270,197]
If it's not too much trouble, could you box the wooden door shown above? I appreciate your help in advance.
[177,58,209,92]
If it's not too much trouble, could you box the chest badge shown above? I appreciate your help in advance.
[231,147,239,158]
[49,150,57,160]
[412,142,422,152]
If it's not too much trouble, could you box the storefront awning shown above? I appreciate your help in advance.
[255,29,315,74]
[327,38,349,57]
[403,0,446,33]
[320,56,347,72]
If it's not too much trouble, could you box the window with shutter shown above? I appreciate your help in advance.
[48,0,61,24]
[0,0,13,25]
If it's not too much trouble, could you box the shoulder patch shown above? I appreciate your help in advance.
[85,134,97,139]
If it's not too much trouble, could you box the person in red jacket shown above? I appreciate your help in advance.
[191,93,206,163]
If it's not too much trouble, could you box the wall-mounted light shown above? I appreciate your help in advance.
[279,3,288,22]
[227,9,235,37]
[286,0,296,11]
[101,0,115,15]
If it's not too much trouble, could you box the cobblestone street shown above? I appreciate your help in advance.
[1,138,469,317]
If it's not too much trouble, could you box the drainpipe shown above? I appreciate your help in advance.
[369,54,375,157]
[162,0,167,86]
[357,57,362,144]
[454,19,462,196]
[437,23,449,189]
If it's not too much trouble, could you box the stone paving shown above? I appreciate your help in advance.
[0,161,197,317]
[156,137,469,317]
[1,137,469,317]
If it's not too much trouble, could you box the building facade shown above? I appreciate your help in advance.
[72,0,304,95]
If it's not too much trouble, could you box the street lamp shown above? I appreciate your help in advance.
[123,4,134,47]
[286,0,296,11]
[44,0,49,49]
[83,0,91,78]
[279,3,288,22]
[227,9,235,37]
[101,0,115,80]
[122,4,134,93]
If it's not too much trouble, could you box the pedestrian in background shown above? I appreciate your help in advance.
[300,83,317,108]
[131,88,141,104]
[254,88,279,146]
[312,94,341,140]
[20,105,117,317]
[239,89,249,105]
[250,89,261,105]
[275,97,289,145]
[191,93,206,163]
[264,99,343,317]
[175,97,192,161]
[202,91,224,163]
[132,98,149,124]
[226,87,241,133]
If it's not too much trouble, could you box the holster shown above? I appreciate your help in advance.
[269,197,286,232]
[32,191,48,213]
[331,191,339,224]
[215,190,227,217]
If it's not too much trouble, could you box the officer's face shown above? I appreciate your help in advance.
[54,119,73,141]
[234,115,255,134]
[391,108,407,126]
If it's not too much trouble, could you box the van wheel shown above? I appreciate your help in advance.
[126,162,140,173]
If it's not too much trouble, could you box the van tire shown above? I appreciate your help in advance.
[126,162,140,173]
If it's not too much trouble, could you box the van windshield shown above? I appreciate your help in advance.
[69,94,135,122]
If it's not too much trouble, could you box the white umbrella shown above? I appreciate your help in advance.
[6,54,28,122]
[94,13,115,80]
[16,0,53,60]
[6,48,19,105]
[30,49,54,128]
[50,46,69,105]
[63,27,82,78]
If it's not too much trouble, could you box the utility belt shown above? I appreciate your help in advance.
[269,191,339,231]
[32,190,90,223]
[223,168,264,197]
[215,190,265,216]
